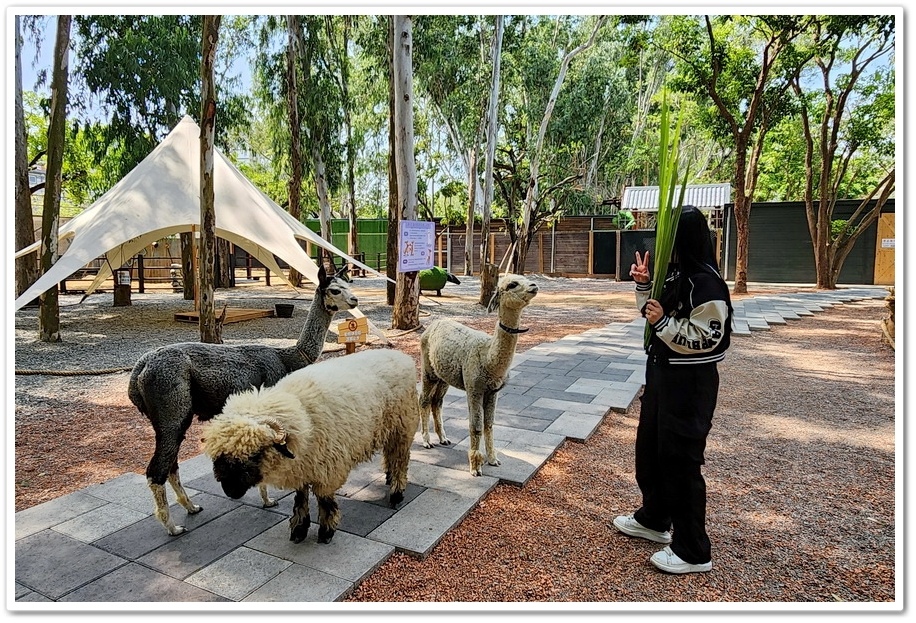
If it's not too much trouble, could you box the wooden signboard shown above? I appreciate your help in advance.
[338,317,369,353]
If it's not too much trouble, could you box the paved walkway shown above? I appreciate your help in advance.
[13,287,887,605]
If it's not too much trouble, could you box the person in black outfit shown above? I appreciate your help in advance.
[613,205,733,574]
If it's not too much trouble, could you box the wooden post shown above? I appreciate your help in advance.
[190,225,199,311]
[539,232,544,274]
[437,231,443,267]
[588,230,594,276]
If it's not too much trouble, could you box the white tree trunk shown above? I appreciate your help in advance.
[392,15,419,329]
[480,15,503,292]
[514,16,606,273]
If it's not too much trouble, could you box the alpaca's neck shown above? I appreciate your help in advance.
[282,291,333,369]
[485,306,524,376]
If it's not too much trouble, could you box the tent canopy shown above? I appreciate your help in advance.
[15,116,385,311]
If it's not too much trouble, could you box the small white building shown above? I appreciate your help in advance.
[620,183,732,229]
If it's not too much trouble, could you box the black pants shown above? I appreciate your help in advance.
[633,360,719,564]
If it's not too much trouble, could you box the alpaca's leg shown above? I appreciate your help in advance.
[467,397,486,476]
[289,487,311,543]
[483,392,501,467]
[147,415,199,536]
[429,381,451,446]
[316,494,340,544]
[258,484,277,508]
[168,468,203,514]
[419,376,451,447]
[384,431,413,507]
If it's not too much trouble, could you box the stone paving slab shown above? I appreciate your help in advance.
[13,287,887,606]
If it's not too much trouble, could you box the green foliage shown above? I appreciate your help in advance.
[69,15,252,192]
[612,209,635,230]
[646,89,689,348]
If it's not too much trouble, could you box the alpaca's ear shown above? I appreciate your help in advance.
[487,290,500,313]
[335,264,352,283]
[317,264,328,286]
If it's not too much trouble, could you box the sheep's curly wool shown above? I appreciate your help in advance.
[202,348,419,543]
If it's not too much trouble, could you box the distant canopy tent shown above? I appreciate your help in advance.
[14,116,385,312]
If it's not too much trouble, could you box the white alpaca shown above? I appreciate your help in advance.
[201,348,419,544]
[419,274,538,476]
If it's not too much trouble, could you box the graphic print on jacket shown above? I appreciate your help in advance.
[636,268,732,365]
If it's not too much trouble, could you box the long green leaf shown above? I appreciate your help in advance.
[644,89,690,349]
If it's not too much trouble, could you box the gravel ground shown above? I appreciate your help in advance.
[11,275,897,610]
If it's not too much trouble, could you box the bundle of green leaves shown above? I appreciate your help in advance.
[645,90,690,350]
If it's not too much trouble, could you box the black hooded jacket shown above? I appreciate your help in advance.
[636,206,733,365]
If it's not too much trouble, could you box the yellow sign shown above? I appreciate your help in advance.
[337,317,369,344]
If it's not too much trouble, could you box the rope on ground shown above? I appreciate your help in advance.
[15,366,134,376]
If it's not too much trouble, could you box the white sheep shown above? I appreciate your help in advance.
[201,348,419,544]
[419,273,539,476]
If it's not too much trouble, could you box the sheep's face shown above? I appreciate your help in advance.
[211,451,265,499]
[487,274,539,313]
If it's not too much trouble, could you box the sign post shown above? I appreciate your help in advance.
[337,317,369,354]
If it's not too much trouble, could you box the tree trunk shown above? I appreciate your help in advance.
[391,15,419,330]
[180,232,195,300]
[512,16,605,275]
[199,15,222,344]
[385,16,398,305]
[286,15,304,288]
[312,143,334,267]
[38,15,71,343]
[14,15,38,298]
[464,147,477,275]
[478,16,503,304]
[216,238,232,288]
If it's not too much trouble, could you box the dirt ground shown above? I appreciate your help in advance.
[12,276,897,604]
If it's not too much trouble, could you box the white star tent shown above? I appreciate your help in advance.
[14,115,385,312]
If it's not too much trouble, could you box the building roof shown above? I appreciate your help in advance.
[620,183,732,211]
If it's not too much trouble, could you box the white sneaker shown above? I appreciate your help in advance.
[650,546,712,574]
[612,514,672,544]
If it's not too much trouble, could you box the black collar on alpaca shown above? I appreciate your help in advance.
[499,322,529,334]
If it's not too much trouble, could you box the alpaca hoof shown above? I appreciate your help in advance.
[167,525,187,536]
[439,438,452,446]
[487,458,501,467]
[317,527,335,544]
[422,440,433,449]
[187,504,202,515]
[262,499,278,509]
[389,491,404,508]
[470,468,482,477]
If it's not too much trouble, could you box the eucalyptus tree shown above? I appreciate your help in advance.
[663,14,817,294]
[498,14,608,274]
[38,15,71,343]
[391,15,420,330]
[199,15,222,343]
[479,15,504,304]
[14,15,37,297]
[323,15,361,264]
[789,15,895,289]
[252,15,343,264]
[413,15,493,275]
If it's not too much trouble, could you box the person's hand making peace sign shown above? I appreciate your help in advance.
[630,251,651,284]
